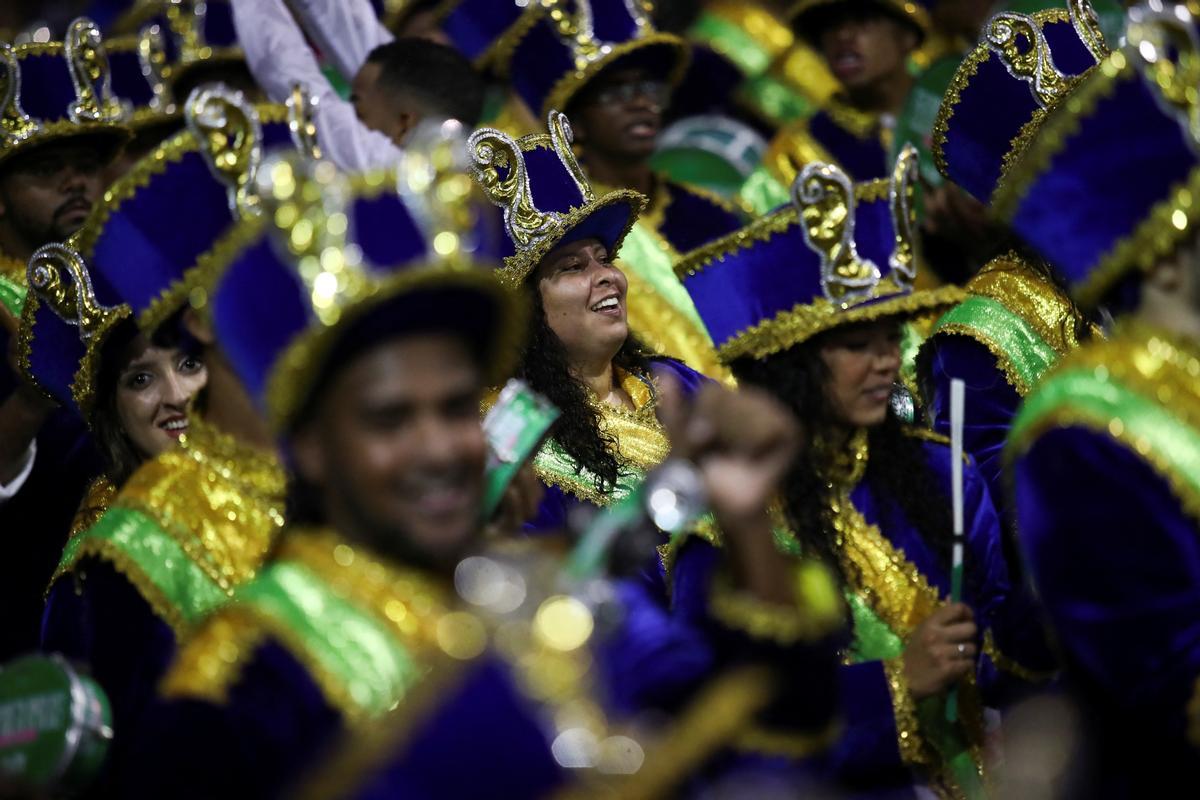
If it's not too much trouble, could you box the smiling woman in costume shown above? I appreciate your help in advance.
[676,145,1053,797]
[468,109,709,532]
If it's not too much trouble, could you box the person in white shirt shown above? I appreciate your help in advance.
[231,0,484,171]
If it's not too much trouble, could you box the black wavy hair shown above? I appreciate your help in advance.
[732,327,955,586]
[365,37,486,126]
[515,285,654,493]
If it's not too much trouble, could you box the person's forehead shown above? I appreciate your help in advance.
[539,237,605,269]
[16,141,99,164]
[592,66,653,90]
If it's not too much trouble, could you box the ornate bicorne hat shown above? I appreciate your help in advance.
[497,0,690,119]
[467,109,646,288]
[0,17,131,168]
[789,0,934,43]
[677,144,963,363]
[208,123,527,434]
[378,0,533,69]
[17,243,131,419]
[992,1,1200,309]
[162,0,247,95]
[104,23,180,136]
[932,4,1107,206]
[69,83,272,334]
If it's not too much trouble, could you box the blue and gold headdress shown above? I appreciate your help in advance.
[495,0,690,120]
[788,0,934,41]
[163,0,245,95]
[468,109,646,288]
[0,17,130,168]
[16,83,279,417]
[992,2,1200,309]
[17,243,131,419]
[104,22,179,136]
[932,4,1106,206]
[67,83,270,334]
[677,145,963,363]
[379,0,535,70]
[209,126,527,433]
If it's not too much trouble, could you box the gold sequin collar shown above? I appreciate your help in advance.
[822,96,883,140]
[815,427,870,493]
[0,249,25,284]
[588,367,671,472]
[114,411,287,594]
[180,412,288,502]
[967,254,1090,357]
[279,528,455,648]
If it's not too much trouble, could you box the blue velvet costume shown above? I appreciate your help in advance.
[35,89,303,794]
[676,140,1054,796]
[0,20,130,659]
[920,6,1102,513]
[1010,341,1200,795]
[126,137,843,797]
[993,11,1200,792]
[488,0,743,382]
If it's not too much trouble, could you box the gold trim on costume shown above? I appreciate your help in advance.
[469,111,648,288]
[717,284,964,364]
[69,475,118,540]
[982,630,1057,683]
[883,656,929,765]
[991,49,1200,309]
[930,9,1091,198]
[788,0,933,36]
[1007,322,1200,526]
[111,413,285,593]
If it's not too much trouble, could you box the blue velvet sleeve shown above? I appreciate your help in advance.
[666,534,842,737]
[924,336,1023,518]
[40,560,179,796]
[1015,428,1200,744]
[124,640,341,799]
[341,657,563,800]
[594,567,717,716]
[523,483,574,535]
[818,661,914,790]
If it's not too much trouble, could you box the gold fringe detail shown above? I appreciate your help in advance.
[708,562,845,645]
[159,606,268,703]
[930,8,1072,184]
[718,285,965,364]
[265,265,528,433]
[60,536,192,640]
[497,189,647,289]
[540,33,691,120]
[884,656,929,766]
[1007,322,1200,527]
[68,475,117,540]
[733,719,843,759]
[989,50,1193,309]
[983,629,1057,684]
[114,414,285,593]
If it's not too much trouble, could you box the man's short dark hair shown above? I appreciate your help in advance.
[365,37,486,127]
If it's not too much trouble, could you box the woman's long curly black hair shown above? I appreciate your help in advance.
[516,285,653,493]
[732,329,956,586]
